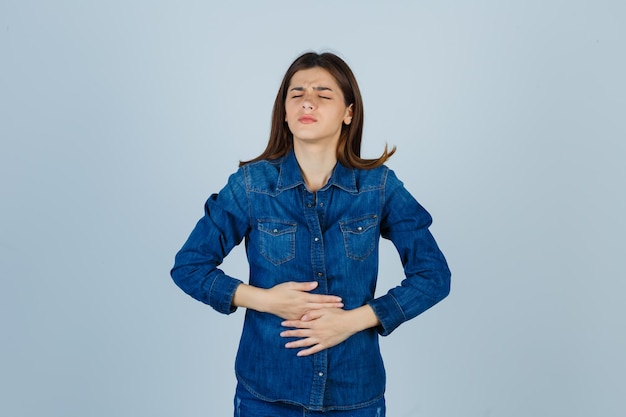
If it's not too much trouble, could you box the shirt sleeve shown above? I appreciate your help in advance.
[367,169,451,336]
[170,168,250,314]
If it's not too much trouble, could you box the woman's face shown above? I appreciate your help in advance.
[284,67,353,149]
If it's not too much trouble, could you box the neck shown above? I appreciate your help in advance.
[293,142,337,192]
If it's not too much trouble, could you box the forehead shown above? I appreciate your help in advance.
[288,67,340,89]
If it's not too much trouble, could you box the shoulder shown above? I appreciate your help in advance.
[353,164,403,191]
[355,165,417,208]
[241,157,282,175]
[238,157,283,193]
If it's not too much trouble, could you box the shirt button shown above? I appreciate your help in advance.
[318,372,324,377]
[307,203,313,208]
[314,237,319,242]
[317,272,323,277]
[319,203,324,207]
[273,229,279,234]
[357,226,363,231]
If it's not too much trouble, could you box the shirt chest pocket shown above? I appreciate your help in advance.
[339,215,378,261]
[258,219,297,265]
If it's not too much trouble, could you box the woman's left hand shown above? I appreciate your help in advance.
[280,305,380,356]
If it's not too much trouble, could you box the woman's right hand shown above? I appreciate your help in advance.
[265,281,343,320]
[232,281,343,320]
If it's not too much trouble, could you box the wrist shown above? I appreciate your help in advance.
[350,304,381,333]
[232,283,269,313]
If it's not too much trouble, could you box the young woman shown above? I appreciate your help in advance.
[171,52,451,416]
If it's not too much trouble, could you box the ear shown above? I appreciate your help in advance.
[343,104,354,125]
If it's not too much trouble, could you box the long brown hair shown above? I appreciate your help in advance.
[240,52,395,168]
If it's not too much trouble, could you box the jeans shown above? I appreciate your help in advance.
[234,383,386,417]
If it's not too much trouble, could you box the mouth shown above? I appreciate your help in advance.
[298,115,317,124]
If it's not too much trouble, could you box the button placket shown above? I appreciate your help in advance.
[300,186,330,406]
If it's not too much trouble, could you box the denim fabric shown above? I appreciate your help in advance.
[172,150,450,411]
[235,382,386,416]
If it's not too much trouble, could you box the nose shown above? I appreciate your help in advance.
[302,91,316,111]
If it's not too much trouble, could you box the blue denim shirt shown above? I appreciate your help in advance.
[171,150,451,411]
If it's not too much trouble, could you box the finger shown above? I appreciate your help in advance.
[280,329,310,338]
[285,337,317,349]
[304,303,343,313]
[296,344,325,357]
[281,320,314,330]
[289,281,318,291]
[281,320,301,328]
[300,310,325,321]
[308,294,342,303]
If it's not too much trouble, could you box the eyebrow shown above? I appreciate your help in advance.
[289,86,334,92]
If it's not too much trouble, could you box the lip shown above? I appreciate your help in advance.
[298,115,317,124]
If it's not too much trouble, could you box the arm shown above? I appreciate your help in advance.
[172,168,344,317]
[368,169,451,336]
[170,169,250,314]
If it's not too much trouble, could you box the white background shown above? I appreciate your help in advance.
[1,1,624,416]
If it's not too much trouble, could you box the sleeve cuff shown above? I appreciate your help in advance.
[367,294,407,336]
[208,274,244,315]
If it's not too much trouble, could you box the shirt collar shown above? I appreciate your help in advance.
[276,149,358,193]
